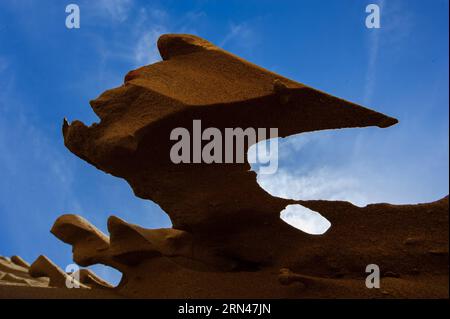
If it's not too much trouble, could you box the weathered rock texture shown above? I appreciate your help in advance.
[0,254,112,294]
[51,34,448,298]
[0,256,49,288]
[51,198,449,298]
[63,34,398,235]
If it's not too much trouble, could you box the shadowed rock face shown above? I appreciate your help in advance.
[51,198,449,298]
[51,214,110,267]
[62,34,398,235]
[56,34,448,298]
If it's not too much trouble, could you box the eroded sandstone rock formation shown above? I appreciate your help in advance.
[62,34,398,236]
[34,34,450,298]
[0,256,49,288]
[0,254,111,291]
[52,35,448,298]
[51,197,449,298]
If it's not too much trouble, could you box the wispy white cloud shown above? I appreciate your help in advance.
[1,54,114,270]
[219,22,259,54]
[363,0,414,105]
[130,8,207,66]
[130,7,172,65]
[89,5,206,68]
[0,76,83,255]
[83,3,259,76]
[252,123,447,212]
[94,0,133,22]
[134,25,168,65]
[257,167,368,206]
[220,22,251,47]
[363,0,385,105]
[265,1,426,235]
[250,132,369,208]
[0,59,131,284]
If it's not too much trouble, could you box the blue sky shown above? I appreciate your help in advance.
[0,0,448,285]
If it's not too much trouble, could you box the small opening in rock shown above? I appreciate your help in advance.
[280,204,331,235]
[88,264,123,287]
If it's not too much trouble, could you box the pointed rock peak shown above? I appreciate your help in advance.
[10,256,30,268]
[107,215,129,231]
[107,215,189,247]
[107,215,152,248]
[29,255,88,289]
[29,255,63,279]
[62,117,69,137]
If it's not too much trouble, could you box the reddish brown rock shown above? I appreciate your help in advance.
[10,256,30,269]
[62,34,398,235]
[51,34,447,298]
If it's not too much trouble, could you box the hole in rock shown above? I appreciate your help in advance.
[88,264,123,287]
[280,204,331,235]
